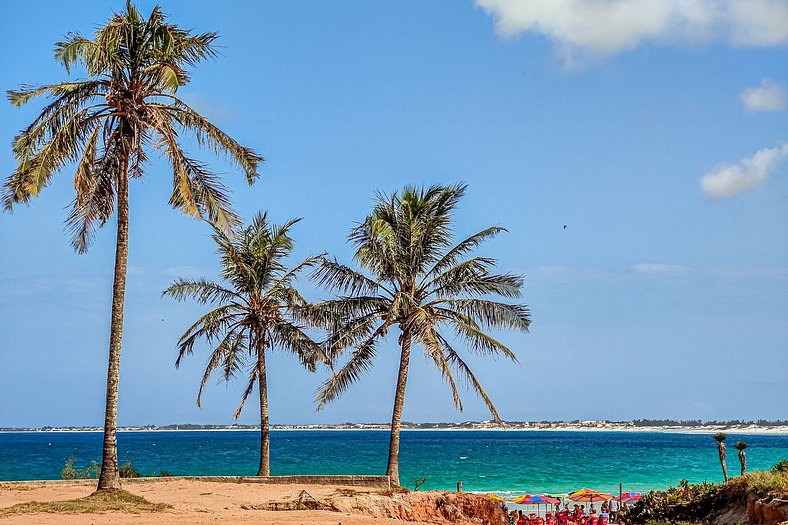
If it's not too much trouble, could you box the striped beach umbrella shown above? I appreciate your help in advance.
[569,488,613,502]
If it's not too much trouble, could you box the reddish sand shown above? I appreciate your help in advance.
[0,479,423,525]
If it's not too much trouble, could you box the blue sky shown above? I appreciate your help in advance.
[1,1,786,427]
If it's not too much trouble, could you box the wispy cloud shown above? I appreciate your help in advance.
[700,143,788,199]
[475,0,788,67]
[741,79,787,112]
[631,263,687,274]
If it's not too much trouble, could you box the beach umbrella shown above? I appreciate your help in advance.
[615,491,641,502]
[511,494,535,503]
[569,488,613,502]
[524,495,561,505]
[487,493,506,502]
[512,494,561,517]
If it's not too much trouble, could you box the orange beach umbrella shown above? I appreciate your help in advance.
[511,494,535,503]
[568,488,613,502]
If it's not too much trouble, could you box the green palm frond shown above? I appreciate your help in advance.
[422,226,506,281]
[165,214,324,419]
[314,184,528,422]
[437,333,502,423]
[316,324,387,410]
[440,299,531,330]
[416,327,463,411]
[164,98,262,183]
[311,257,386,296]
[5,2,261,252]
[232,364,258,420]
[194,328,246,408]
[163,278,242,305]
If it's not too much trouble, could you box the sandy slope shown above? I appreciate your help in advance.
[0,479,423,524]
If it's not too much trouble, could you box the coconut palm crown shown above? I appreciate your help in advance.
[311,183,530,485]
[714,432,729,482]
[734,441,748,476]
[163,213,324,476]
[4,2,261,490]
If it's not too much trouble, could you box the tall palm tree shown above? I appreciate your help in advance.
[714,432,729,482]
[163,213,323,476]
[734,441,748,476]
[312,184,530,485]
[4,2,261,491]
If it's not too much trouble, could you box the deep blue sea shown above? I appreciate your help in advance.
[1,430,786,495]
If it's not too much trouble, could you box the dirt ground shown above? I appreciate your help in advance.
[0,479,422,524]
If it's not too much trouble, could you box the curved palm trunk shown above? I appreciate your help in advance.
[718,442,728,482]
[739,449,747,476]
[257,340,270,476]
[97,169,129,492]
[386,331,412,486]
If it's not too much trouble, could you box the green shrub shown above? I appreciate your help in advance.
[773,460,788,473]
[118,460,141,478]
[60,457,99,480]
[60,456,79,480]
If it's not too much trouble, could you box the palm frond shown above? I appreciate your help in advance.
[194,328,246,408]
[163,98,262,183]
[316,324,386,410]
[422,226,506,282]
[311,257,385,296]
[437,333,502,424]
[163,278,242,305]
[438,307,518,361]
[416,327,463,411]
[439,299,531,331]
[233,363,259,420]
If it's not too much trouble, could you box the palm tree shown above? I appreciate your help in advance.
[4,2,261,491]
[163,213,324,476]
[312,184,530,485]
[734,441,748,476]
[714,432,729,482]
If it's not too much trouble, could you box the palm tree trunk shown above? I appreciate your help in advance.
[718,442,728,482]
[256,338,270,477]
[386,330,412,486]
[739,450,746,476]
[97,167,129,492]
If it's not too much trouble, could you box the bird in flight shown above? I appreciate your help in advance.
[563,225,567,229]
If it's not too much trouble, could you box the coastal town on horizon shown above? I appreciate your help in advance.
[5,419,788,434]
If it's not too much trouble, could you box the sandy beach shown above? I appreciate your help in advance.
[0,479,503,525]
[0,479,411,524]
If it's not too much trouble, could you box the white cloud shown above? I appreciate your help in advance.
[741,79,787,112]
[700,143,788,198]
[631,263,687,274]
[475,0,788,65]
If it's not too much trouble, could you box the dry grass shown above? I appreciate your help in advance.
[0,483,36,492]
[0,489,170,517]
[731,469,788,494]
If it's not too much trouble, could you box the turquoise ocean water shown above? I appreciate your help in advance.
[1,430,786,495]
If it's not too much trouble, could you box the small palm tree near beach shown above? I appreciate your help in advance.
[4,1,261,491]
[163,213,324,476]
[714,432,729,482]
[312,183,530,485]
[734,441,748,476]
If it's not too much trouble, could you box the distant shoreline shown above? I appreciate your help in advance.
[3,421,787,435]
